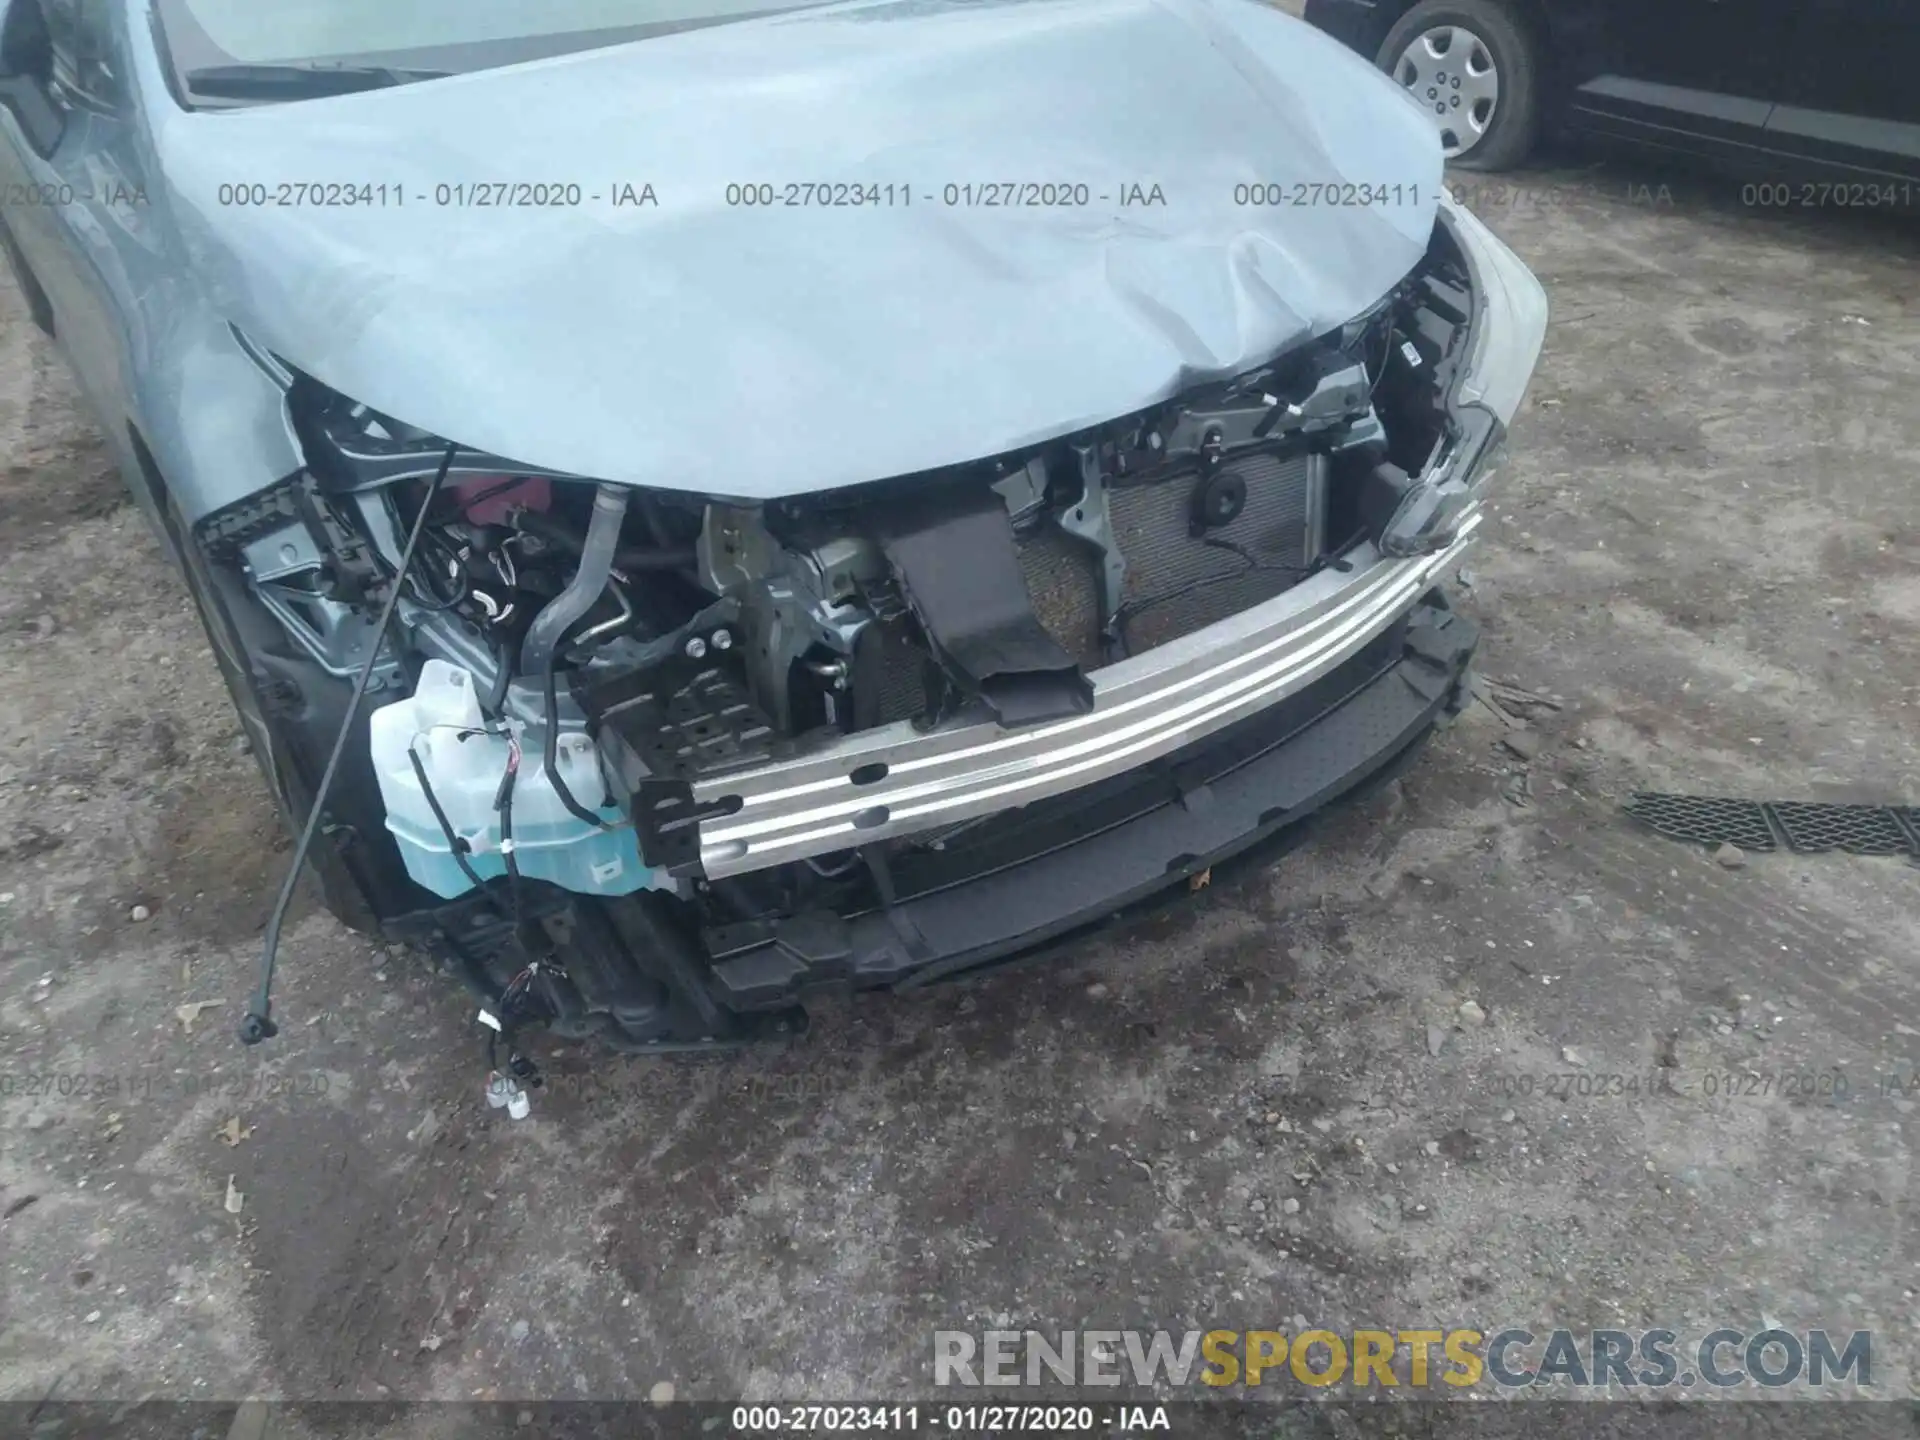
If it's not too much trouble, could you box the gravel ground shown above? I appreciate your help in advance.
[2,149,1917,1429]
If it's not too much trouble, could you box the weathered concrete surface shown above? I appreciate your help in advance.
[1,155,1916,1420]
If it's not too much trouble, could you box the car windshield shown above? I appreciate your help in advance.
[155,0,835,100]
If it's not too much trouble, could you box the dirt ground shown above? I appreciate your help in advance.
[3,146,1919,1426]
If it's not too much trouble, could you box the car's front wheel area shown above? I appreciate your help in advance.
[1376,0,1543,170]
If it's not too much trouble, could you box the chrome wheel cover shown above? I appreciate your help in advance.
[1392,25,1500,158]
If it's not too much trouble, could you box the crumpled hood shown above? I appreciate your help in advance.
[153,0,1441,499]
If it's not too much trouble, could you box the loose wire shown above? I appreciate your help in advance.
[241,443,460,1046]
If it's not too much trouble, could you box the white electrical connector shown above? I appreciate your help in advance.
[485,1070,533,1118]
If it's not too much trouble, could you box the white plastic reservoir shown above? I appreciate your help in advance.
[368,659,658,899]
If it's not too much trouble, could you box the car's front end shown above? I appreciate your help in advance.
[128,0,1547,1054]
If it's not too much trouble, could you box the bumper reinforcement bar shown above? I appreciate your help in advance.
[687,511,1483,878]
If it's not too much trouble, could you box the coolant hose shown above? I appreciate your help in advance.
[520,484,629,678]
[522,484,629,831]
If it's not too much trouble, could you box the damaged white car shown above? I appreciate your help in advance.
[0,0,1546,1063]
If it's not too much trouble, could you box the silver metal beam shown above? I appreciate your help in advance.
[690,510,1484,877]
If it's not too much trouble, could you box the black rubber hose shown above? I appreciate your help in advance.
[520,485,628,678]
[482,636,512,720]
[491,746,529,937]
[543,662,608,831]
[409,745,487,891]
[523,485,629,832]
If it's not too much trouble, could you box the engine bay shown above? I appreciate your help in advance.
[195,220,1478,929]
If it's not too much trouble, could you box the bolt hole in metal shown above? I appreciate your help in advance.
[1395,25,1498,157]
[849,762,890,787]
[852,805,891,830]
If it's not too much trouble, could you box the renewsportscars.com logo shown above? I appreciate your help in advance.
[933,1327,1873,1391]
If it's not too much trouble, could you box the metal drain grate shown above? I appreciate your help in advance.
[1622,794,1778,851]
[1768,802,1910,856]
[1624,793,1920,858]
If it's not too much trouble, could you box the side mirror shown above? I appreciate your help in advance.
[0,0,66,156]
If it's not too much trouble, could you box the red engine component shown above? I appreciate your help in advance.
[453,473,551,526]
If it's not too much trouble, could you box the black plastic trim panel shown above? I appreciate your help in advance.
[703,596,1478,1008]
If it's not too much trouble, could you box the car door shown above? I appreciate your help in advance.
[1761,0,1920,182]
[0,0,160,528]
[1559,0,1798,162]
